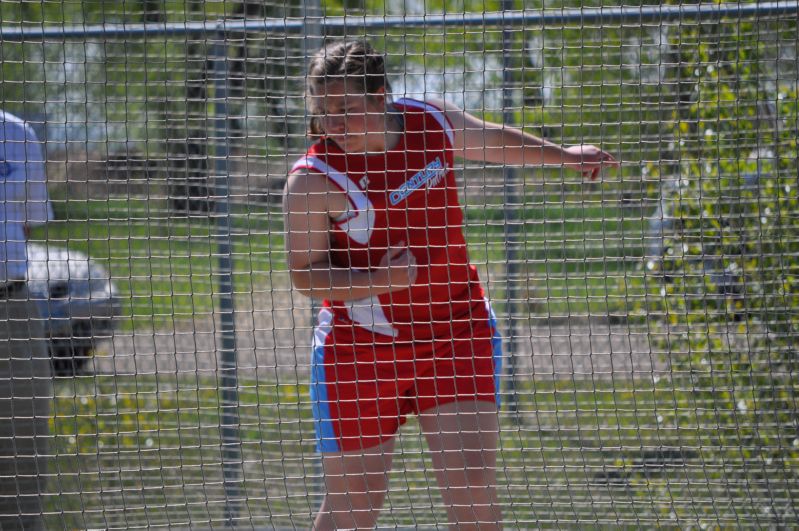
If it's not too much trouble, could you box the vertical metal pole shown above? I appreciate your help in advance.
[501,4,520,414]
[300,0,325,511]
[302,0,324,62]
[211,32,242,525]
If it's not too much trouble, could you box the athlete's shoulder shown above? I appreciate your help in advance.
[291,140,341,173]
[289,150,363,203]
[394,98,447,122]
[393,98,454,144]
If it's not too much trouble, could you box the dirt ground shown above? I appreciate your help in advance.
[93,287,666,381]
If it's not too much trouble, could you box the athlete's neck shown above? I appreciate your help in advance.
[380,109,404,152]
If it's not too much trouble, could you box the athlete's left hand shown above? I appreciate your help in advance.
[563,145,619,180]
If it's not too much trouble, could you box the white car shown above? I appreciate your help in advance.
[26,244,121,376]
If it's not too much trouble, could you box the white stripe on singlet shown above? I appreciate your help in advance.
[394,98,454,147]
[291,156,375,245]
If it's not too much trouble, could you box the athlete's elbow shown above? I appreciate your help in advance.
[290,269,334,302]
[288,269,314,297]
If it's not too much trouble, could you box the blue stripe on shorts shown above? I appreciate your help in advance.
[489,310,503,408]
[310,346,340,453]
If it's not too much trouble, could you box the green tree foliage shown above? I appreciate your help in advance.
[0,1,305,212]
[644,11,799,515]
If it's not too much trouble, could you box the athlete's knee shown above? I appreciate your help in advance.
[327,478,388,507]
[321,491,384,530]
[438,451,497,488]
[325,458,391,497]
[322,471,389,528]
[446,494,502,531]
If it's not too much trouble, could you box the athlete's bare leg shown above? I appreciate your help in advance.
[314,438,396,530]
[418,400,501,530]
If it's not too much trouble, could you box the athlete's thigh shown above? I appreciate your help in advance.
[321,437,397,494]
[420,401,502,528]
[418,400,499,469]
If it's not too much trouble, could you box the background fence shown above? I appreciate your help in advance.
[1,0,799,528]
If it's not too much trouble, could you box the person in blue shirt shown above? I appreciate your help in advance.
[0,110,53,531]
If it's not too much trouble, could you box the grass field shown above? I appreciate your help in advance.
[35,197,284,329]
[44,374,792,529]
[34,195,651,330]
[32,196,796,528]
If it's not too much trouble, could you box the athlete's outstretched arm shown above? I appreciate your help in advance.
[283,170,417,301]
[426,98,618,179]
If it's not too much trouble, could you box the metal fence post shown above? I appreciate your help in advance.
[301,0,326,514]
[501,4,520,414]
[211,31,242,525]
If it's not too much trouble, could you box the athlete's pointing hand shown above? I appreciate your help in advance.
[562,145,619,181]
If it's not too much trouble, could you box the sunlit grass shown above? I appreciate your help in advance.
[32,197,649,329]
[46,374,788,528]
[32,198,284,330]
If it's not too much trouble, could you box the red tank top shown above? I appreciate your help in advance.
[291,98,488,344]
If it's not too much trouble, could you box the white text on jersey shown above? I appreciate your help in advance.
[388,157,446,206]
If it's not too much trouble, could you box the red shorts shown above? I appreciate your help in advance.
[310,309,502,453]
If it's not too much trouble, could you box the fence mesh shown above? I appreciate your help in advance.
[1,1,798,528]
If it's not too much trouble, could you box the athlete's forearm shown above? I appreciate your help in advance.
[444,103,581,166]
[289,262,395,301]
[479,125,578,166]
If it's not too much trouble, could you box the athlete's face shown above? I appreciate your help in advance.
[310,80,390,153]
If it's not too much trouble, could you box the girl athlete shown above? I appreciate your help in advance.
[284,40,618,530]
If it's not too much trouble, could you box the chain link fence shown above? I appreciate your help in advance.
[0,1,798,528]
